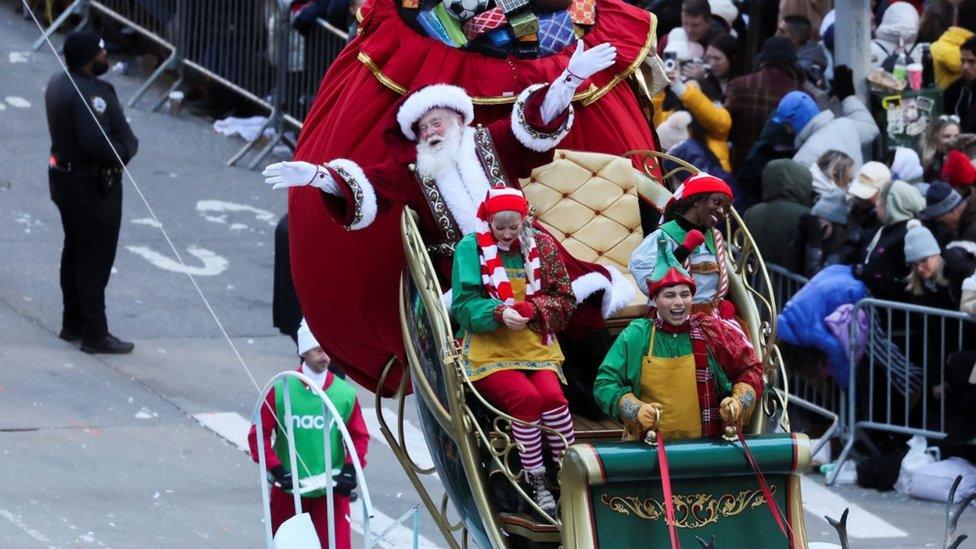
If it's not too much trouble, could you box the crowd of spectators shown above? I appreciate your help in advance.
[650,0,976,444]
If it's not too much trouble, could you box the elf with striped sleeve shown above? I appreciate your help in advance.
[450,187,577,517]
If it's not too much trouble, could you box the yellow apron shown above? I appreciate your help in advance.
[638,326,702,440]
[463,269,564,382]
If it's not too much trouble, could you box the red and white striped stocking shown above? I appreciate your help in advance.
[541,405,575,462]
[512,421,545,472]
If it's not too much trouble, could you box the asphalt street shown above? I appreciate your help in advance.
[0,3,968,548]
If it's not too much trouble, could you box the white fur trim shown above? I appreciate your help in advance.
[962,274,976,292]
[947,241,976,256]
[571,266,637,319]
[431,127,492,235]
[398,85,474,141]
[327,158,377,231]
[510,84,574,153]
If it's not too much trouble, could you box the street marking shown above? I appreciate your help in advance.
[5,96,31,108]
[194,412,251,452]
[362,406,437,475]
[131,217,163,228]
[195,200,277,227]
[0,508,56,546]
[801,477,908,538]
[350,503,441,548]
[9,52,30,63]
[125,245,228,276]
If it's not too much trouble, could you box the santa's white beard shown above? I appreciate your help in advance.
[415,122,463,181]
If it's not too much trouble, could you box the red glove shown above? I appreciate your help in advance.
[512,301,537,319]
[717,299,736,320]
[682,229,706,251]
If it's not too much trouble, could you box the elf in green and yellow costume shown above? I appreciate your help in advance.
[594,235,764,441]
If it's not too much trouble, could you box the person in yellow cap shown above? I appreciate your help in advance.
[595,236,764,441]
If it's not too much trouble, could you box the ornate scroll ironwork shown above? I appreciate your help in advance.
[599,486,776,528]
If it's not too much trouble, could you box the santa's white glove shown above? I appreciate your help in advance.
[262,161,338,194]
[565,41,617,85]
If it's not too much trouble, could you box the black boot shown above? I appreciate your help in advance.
[81,333,134,354]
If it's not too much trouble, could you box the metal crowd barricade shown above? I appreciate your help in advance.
[280,18,349,128]
[29,0,352,168]
[759,265,846,459]
[828,298,976,484]
[253,371,421,548]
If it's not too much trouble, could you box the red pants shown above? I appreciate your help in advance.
[473,369,567,422]
[270,485,351,549]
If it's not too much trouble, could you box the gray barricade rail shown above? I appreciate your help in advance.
[30,0,349,167]
[829,298,976,484]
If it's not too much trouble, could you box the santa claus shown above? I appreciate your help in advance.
[265,42,634,393]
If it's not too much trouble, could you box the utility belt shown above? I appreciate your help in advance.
[49,156,122,196]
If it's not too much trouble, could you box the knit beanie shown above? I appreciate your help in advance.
[296,318,320,356]
[709,0,739,27]
[811,188,849,224]
[942,150,976,187]
[903,220,940,263]
[921,181,963,220]
[63,31,104,71]
[756,36,798,69]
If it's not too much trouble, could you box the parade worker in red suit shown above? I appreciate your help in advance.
[248,319,370,549]
[264,42,634,358]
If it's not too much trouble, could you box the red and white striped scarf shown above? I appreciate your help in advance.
[476,220,541,306]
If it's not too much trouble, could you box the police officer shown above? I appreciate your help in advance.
[46,31,138,354]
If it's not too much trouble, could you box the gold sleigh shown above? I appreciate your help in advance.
[376,149,796,548]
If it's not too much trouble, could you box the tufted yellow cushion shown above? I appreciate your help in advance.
[520,150,652,319]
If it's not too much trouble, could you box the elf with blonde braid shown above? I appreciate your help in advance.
[595,238,764,442]
[451,187,577,516]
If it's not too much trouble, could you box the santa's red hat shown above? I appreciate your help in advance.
[397,84,475,141]
[942,150,976,188]
[476,187,529,220]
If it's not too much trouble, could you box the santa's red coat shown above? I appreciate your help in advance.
[290,0,660,395]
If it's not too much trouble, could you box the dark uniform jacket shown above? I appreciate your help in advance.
[45,71,138,171]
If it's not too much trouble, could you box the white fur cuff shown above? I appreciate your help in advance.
[510,84,575,153]
[327,158,378,231]
[571,266,636,319]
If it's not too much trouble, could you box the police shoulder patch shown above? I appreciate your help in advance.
[91,96,107,114]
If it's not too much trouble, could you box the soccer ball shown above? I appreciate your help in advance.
[443,0,489,20]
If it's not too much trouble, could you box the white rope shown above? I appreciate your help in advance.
[20,1,321,480]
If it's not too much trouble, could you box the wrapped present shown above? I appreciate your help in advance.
[517,32,538,42]
[568,0,595,26]
[463,7,507,40]
[508,10,540,37]
[496,0,529,14]
[402,0,419,9]
[433,3,469,46]
[537,10,574,56]
[487,27,514,47]
[418,9,456,46]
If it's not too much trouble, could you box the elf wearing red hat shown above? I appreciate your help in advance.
[629,173,736,317]
[943,149,976,189]
[595,236,764,441]
[451,187,577,517]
